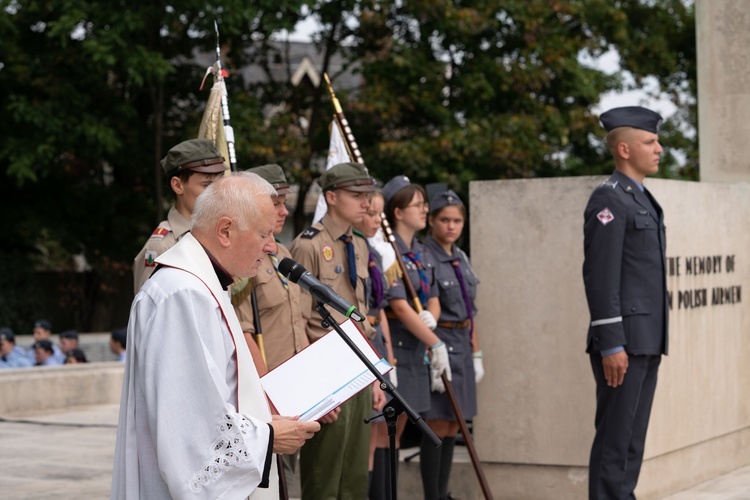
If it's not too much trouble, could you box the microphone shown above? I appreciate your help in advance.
[278,258,366,322]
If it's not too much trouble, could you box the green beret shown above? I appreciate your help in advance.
[161,139,228,177]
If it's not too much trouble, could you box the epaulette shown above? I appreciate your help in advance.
[353,229,366,239]
[598,177,619,190]
[149,224,172,240]
[300,227,321,239]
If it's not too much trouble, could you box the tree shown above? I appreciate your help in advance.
[346,0,696,195]
[0,0,696,332]
[0,0,363,330]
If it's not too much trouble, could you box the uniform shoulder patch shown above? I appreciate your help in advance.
[597,207,615,226]
[599,178,619,189]
[149,224,171,240]
[144,250,158,268]
[300,227,321,239]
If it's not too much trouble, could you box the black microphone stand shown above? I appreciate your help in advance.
[315,301,441,500]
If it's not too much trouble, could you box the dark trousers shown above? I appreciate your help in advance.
[589,354,661,500]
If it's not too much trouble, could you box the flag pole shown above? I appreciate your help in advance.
[323,73,365,166]
[214,21,237,172]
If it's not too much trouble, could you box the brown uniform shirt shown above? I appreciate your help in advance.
[233,242,309,371]
[133,206,191,294]
[290,214,374,342]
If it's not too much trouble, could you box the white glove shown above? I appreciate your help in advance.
[473,352,485,384]
[419,310,438,330]
[429,342,452,380]
[431,365,445,393]
[389,366,398,388]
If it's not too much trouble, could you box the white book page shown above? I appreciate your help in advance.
[261,319,393,421]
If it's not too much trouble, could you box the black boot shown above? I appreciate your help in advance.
[438,436,456,500]
[420,433,442,500]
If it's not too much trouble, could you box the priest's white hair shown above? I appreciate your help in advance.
[191,172,277,232]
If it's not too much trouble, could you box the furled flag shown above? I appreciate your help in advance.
[313,120,350,223]
[197,64,231,171]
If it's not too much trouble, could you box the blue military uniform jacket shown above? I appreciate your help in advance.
[583,170,669,356]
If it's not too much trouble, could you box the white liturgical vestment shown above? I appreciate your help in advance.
[111,233,279,499]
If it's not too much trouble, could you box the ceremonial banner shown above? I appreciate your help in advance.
[313,120,350,223]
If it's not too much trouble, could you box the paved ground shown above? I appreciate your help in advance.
[0,405,118,499]
[1,404,749,499]
[661,466,750,500]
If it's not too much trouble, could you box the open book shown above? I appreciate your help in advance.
[260,319,393,421]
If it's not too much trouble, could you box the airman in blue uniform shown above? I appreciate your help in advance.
[583,106,669,500]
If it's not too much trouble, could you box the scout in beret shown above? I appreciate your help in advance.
[381,175,411,204]
[380,174,453,496]
[583,105,668,498]
[428,189,463,214]
[423,187,483,500]
[133,139,229,293]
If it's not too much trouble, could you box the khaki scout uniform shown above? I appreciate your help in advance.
[133,206,191,294]
[233,241,308,371]
[290,214,374,343]
[290,171,374,500]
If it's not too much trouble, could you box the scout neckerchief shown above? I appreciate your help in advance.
[368,252,384,307]
[269,253,288,289]
[404,251,429,305]
[339,234,357,290]
[451,255,474,338]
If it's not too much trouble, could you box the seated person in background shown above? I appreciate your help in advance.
[110,328,127,362]
[65,349,88,364]
[26,319,65,365]
[33,340,64,366]
[59,330,85,359]
[0,327,33,369]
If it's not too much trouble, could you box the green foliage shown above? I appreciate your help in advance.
[0,0,696,328]
[350,0,696,198]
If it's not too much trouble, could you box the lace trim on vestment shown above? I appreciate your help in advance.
[189,413,254,493]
